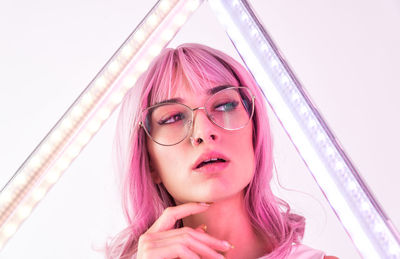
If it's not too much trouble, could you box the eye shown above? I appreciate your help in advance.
[214,101,239,112]
[158,113,185,125]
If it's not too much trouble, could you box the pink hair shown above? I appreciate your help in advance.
[106,43,305,258]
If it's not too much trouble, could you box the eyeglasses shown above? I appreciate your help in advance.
[139,86,255,146]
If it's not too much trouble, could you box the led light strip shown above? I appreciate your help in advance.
[208,0,400,258]
[0,0,203,250]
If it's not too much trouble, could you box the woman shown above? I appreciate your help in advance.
[106,43,337,259]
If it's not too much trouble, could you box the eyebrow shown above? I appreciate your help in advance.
[154,85,234,105]
[155,98,184,105]
[207,85,232,95]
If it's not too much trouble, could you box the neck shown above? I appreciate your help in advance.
[180,192,270,259]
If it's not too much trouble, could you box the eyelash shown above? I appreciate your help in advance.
[158,113,185,125]
[214,101,239,111]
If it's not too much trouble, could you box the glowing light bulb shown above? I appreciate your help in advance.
[98,107,111,121]
[326,147,335,156]
[16,205,33,220]
[76,131,91,146]
[14,173,29,186]
[299,105,308,115]
[57,156,71,171]
[0,189,12,204]
[148,13,160,27]
[29,156,42,170]
[121,44,134,58]
[173,14,187,27]
[241,14,249,22]
[32,187,47,202]
[45,169,62,184]
[335,161,345,170]
[71,105,85,119]
[134,28,146,43]
[3,223,17,238]
[66,144,81,159]
[316,132,326,142]
[87,119,101,134]
[308,119,317,128]
[360,201,370,212]
[95,76,108,90]
[260,43,268,52]
[109,60,122,74]
[60,118,75,132]
[160,0,172,12]
[40,142,53,156]
[50,129,64,143]
[347,181,357,191]
[281,75,290,84]
[270,59,278,68]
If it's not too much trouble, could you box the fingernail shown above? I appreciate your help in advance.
[199,224,207,232]
[198,202,212,207]
[223,241,234,249]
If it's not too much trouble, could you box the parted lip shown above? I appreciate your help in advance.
[192,151,230,170]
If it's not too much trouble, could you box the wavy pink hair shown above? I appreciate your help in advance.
[106,43,305,258]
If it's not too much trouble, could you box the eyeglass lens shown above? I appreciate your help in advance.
[143,87,253,145]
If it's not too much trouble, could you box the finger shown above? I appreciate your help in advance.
[153,233,225,259]
[195,224,207,233]
[150,226,233,253]
[147,202,211,233]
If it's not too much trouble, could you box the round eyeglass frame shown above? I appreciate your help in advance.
[139,86,256,146]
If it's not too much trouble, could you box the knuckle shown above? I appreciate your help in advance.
[139,233,151,243]
[163,207,178,223]
[176,243,189,254]
[163,207,173,215]
[142,241,155,251]
[182,232,192,242]
[181,226,191,232]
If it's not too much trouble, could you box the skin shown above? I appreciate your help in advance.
[139,81,339,258]
[142,81,269,259]
[147,82,255,204]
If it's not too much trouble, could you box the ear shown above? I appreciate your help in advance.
[149,160,162,184]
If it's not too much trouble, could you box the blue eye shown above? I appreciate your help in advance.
[158,113,185,125]
[214,101,239,112]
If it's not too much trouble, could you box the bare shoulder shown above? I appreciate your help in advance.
[324,256,339,259]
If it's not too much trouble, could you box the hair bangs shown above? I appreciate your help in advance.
[145,46,240,107]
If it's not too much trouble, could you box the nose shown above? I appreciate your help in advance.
[190,108,218,146]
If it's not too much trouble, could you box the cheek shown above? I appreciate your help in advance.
[147,142,188,182]
[227,123,255,178]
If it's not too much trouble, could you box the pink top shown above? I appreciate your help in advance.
[257,244,325,259]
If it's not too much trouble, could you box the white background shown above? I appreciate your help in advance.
[1,0,400,258]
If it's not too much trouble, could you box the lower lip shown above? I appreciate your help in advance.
[193,161,229,174]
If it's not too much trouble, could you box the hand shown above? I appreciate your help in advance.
[136,202,233,259]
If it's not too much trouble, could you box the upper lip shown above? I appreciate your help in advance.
[192,151,230,169]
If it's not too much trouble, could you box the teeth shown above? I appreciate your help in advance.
[196,158,225,168]
[204,158,218,163]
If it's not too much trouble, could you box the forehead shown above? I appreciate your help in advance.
[150,75,239,106]
[158,82,238,106]
[147,52,240,106]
